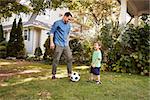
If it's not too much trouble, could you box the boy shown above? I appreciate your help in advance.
[89,42,102,84]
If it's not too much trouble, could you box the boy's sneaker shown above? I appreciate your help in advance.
[96,81,102,85]
[52,76,56,79]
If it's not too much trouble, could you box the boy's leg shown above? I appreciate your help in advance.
[63,46,73,77]
[97,75,100,82]
[90,73,94,80]
[89,66,94,81]
[95,67,101,84]
[52,45,63,78]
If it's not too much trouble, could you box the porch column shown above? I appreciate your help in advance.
[119,0,127,26]
[134,16,138,26]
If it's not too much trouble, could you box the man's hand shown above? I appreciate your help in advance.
[50,34,55,49]
[50,42,55,49]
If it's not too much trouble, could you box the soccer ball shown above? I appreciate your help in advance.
[70,72,80,82]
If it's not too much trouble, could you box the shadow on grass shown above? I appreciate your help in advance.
[0,64,90,87]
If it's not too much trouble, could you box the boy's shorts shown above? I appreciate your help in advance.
[90,66,100,75]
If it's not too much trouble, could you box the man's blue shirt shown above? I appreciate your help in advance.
[50,20,71,47]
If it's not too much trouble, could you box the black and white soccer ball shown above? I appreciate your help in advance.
[70,72,80,82]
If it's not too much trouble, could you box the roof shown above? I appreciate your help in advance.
[3,20,50,30]
[118,0,150,17]
[24,20,50,29]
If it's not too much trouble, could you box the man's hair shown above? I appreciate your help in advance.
[64,12,72,17]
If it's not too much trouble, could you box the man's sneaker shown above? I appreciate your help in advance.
[52,76,56,79]
[68,74,71,79]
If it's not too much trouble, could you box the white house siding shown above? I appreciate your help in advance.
[4,30,10,42]
[31,28,37,55]
[35,28,41,48]
[40,30,49,54]
[23,27,34,54]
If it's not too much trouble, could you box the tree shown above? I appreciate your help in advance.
[16,18,26,58]
[0,0,31,18]
[0,0,71,18]
[7,18,17,57]
[0,24,5,42]
[0,24,7,58]
[67,0,120,34]
[0,41,7,58]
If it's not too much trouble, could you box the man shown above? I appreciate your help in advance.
[49,12,73,79]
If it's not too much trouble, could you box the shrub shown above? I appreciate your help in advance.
[0,41,7,58]
[16,18,26,59]
[7,19,17,57]
[34,47,43,58]
[110,20,150,75]
[43,36,54,63]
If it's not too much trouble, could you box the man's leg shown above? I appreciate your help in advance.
[64,46,73,77]
[52,45,63,78]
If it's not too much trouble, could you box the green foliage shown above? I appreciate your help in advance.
[69,39,84,64]
[0,24,5,42]
[0,24,6,58]
[69,39,92,65]
[98,24,114,49]
[16,18,26,59]
[97,22,120,65]
[108,15,150,75]
[43,36,54,63]
[0,0,72,18]
[7,18,17,57]
[0,41,7,58]
[34,47,43,58]
[67,0,119,29]
[0,1,31,18]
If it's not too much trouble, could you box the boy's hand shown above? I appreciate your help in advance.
[91,63,95,68]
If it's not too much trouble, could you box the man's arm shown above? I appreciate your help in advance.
[50,34,55,49]
[49,22,58,49]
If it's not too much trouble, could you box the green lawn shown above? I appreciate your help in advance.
[0,60,149,100]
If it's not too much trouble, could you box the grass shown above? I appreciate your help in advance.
[0,59,149,100]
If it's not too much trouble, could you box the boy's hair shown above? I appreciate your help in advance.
[64,12,72,17]
[94,41,102,46]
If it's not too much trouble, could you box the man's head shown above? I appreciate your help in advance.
[63,12,72,24]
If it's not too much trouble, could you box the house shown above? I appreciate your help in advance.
[1,8,72,56]
[118,0,150,26]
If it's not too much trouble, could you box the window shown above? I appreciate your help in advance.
[28,28,30,41]
[24,30,28,40]
[24,29,30,41]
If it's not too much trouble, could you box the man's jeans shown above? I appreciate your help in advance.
[52,45,72,75]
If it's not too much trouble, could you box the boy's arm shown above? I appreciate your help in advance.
[91,58,99,67]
